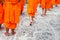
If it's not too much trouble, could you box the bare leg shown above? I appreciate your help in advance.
[29,16,33,26]
[11,29,16,35]
[4,28,9,36]
[41,8,47,16]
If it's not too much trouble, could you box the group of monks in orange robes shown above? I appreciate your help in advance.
[40,0,60,16]
[27,0,60,25]
[0,0,60,36]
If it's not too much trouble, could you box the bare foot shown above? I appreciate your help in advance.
[41,14,46,16]
[4,32,9,36]
[30,22,32,26]
[12,32,16,35]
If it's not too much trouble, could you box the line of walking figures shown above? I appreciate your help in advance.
[0,0,60,36]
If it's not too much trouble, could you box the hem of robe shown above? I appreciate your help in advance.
[28,12,35,17]
[40,0,53,9]
[4,22,17,29]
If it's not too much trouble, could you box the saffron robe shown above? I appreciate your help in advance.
[4,0,21,29]
[27,0,39,16]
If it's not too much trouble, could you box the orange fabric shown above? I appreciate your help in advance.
[52,0,55,5]
[28,13,35,17]
[4,22,17,29]
[55,0,60,4]
[39,0,41,4]
[4,0,21,29]
[27,0,38,16]
[40,0,53,9]
[4,0,10,2]
[0,3,4,24]
[19,0,25,12]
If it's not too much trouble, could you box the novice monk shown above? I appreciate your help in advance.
[19,0,25,15]
[0,0,4,30]
[40,0,53,16]
[3,0,21,36]
[27,0,39,26]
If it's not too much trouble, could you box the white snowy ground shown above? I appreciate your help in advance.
[0,4,60,40]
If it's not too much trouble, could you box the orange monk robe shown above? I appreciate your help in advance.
[52,0,55,5]
[40,0,53,9]
[19,0,25,12]
[55,0,60,4]
[39,0,41,4]
[4,0,21,29]
[0,1,4,24]
[27,0,39,16]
